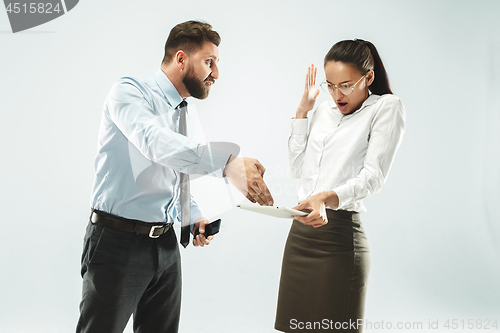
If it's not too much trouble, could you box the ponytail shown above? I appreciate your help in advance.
[362,40,392,95]
[324,39,393,95]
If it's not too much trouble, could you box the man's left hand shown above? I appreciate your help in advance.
[192,217,214,247]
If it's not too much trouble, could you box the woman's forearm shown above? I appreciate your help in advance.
[318,190,340,208]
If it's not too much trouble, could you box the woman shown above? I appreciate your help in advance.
[275,39,405,333]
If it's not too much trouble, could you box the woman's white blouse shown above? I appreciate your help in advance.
[289,94,406,212]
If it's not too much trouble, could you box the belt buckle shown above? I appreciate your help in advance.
[149,225,164,239]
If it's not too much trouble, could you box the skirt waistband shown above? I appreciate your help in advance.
[326,208,360,222]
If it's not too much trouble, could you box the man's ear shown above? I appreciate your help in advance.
[366,69,375,87]
[175,50,187,70]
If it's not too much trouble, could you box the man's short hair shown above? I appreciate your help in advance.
[162,21,220,64]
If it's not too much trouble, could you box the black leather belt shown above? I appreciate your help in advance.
[90,210,173,239]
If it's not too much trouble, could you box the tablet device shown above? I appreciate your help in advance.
[237,205,308,218]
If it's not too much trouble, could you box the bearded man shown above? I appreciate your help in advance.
[76,20,273,333]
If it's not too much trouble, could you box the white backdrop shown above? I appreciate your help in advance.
[1,0,499,332]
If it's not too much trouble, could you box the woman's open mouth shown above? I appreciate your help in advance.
[337,102,347,111]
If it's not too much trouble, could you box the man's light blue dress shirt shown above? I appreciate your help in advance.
[90,70,231,224]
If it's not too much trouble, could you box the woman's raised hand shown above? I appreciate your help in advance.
[296,64,320,119]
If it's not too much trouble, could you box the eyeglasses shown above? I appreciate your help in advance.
[320,74,367,96]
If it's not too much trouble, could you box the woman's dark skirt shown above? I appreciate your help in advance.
[275,209,370,333]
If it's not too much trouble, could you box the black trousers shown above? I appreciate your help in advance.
[76,220,181,333]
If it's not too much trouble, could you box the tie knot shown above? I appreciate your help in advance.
[178,100,188,109]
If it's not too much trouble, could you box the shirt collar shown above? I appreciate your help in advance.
[154,70,184,109]
[360,93,380,108]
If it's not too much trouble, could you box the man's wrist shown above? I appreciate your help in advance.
[223,154,236,177]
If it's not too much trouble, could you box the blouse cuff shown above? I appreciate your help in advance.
[290,118,308,135]
[332,184,352,210]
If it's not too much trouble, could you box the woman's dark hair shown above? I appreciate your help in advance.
[162,21,220,64]
[324,39,392,95]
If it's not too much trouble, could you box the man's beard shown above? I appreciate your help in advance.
[182,66,211,99]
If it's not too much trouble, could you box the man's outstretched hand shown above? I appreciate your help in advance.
[224,155,274,206]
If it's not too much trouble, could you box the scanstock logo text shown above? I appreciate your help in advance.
[3,0,79,33]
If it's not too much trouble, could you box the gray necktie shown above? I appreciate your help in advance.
[178,101,190,248]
